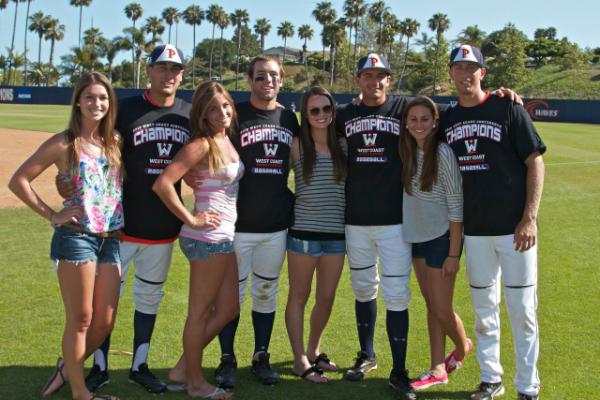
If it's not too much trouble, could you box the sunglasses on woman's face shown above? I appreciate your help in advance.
[308,105,333,117]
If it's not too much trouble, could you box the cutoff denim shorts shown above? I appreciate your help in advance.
[50,226,121,268]
[179,236,234,261]
[412,231,462,268]
[286,235,346,256]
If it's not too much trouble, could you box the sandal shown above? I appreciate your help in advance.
[41,358,66,398]
[89,395,119,400]
[293,365,330,384]
[194,387,233,399]
[309,353,337,372]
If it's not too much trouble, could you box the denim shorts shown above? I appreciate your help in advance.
[286,235,346,256]
[50,226,121,267]
[412,231,461,269]
[179,236,234,261]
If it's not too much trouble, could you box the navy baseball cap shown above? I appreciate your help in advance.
[148,44,185,67]
[355,53,392,76]
[449,45,485,67]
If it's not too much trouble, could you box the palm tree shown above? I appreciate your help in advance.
[207,4,225,79]
[230,9,249,90]
[428,12,450,95]
[28,11,49,65]
[298,24,314,86]
[398,18,419,89]
[144,16,165,45]
[6,0,27,85]
[44,17,65,67]
[182,4,204,89]
[123,26,150,88]
[312,1,336,72]
[456,25,486,48]
[0,1,8,10]
[124,2,143,87]
[254,18,271,53]
[98,36,124,83]
[277,21,294,65]
[69,0,93,49]
[22,0,33,85]
[161,7,178,43]
[217,11,229,80]
[380,11,399,59]
[368,1,386,53]
[322,19,345,86]
[83,27,103,71]
[343,0,366,66]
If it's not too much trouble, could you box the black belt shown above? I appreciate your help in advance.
[61,223,122,239]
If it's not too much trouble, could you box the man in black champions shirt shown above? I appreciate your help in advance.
[85,44,191,394]
[213,55,299,387]
[335,53,416,400]
[444,45,545,400]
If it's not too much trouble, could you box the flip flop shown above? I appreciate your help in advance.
[41,357,65,398]
[293,365,330,384]
[89,395,119,400]
[166,383,188,393]
[194,387,233,399]
[310,353,338,372]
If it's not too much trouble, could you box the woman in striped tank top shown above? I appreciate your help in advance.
[153,82,240,400]
[399,97,472,391]
[285,86,347,383]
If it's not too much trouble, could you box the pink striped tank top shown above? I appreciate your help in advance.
[179,161,244,243]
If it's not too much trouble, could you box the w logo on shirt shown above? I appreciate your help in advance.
[465,139,478,154]
[263,143,279,157]
[157,142,173,158]
[362,133,378,147]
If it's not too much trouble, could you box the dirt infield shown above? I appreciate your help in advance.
[0,128,192,209]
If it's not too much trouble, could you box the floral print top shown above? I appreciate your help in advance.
[63,150,123,233]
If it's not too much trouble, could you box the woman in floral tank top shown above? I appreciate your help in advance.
[9,72,122,400]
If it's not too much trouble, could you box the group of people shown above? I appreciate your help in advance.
[9,42,545,400]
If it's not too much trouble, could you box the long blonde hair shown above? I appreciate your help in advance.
[66,72,120,177]
[189,81,238,174]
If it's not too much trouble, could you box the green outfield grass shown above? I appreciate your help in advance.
[0,106,598,399]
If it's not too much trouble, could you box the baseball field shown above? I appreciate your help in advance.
[0,103,598,400]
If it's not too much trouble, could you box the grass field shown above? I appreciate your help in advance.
[0,104,599,400]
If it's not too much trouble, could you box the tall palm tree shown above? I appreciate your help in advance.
[28,11,49,64]
[6,0,27,84]
[230,8,249,90]
[298,24,314,86]
[0,0,8,10]
[123,26,150,88]
[322,19,345,86]
[456,25,486,48]
[144,16,165,45]
[124,2,143,87]
[161,7,178,43]
[44,17,65,67]
[217,11,229,80]
[22,0,33,85]
[312,1,336,72]
[69,0,92,49]
[398,18,419,89]
[277,21,294,65]
[206,4,225,79]
[83,26,103,72]
[253,18,271,53]
[428,12,450,95]
[182,4,204,89]
[343,0,366,66]
[98,36,124,83]
[380,11,399,59]
[368,1,386,53]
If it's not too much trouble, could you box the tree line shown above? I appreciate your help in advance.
[1,0,598,94]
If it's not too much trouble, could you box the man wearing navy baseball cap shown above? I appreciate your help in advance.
[82,43,192,393]
[444,44,545,400]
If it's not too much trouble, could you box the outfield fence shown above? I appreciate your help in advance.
[1,85,599,124]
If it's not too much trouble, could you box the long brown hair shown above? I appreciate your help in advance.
[189,81,238,174]
[299,86,346,184]
[66,72,120,177]
[399,96,442,194]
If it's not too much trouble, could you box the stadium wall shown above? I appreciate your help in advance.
[1,86,598,124]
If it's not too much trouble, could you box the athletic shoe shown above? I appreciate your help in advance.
[410,371,449,391]
[344,351,377,381]
[128,363,167,393]
[215,354,237,388]
[389,370,417,400]
[470,381,505,400]
[85,364,110,393]
[518,394,539,400]
[251,352,279,385]
[445,338,473,374]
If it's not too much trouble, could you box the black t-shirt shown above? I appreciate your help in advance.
[232,102,299,233]
[443,95,546,236]
[336,96,410,225]
[118,93,191,241]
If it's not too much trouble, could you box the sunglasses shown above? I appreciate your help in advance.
[308,105,333,117]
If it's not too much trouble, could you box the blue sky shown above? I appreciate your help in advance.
[1,0,598,65]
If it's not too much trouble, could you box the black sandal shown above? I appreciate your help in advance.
[41,358,66,398]
[294,365,330,384]
[310,353,337,371]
